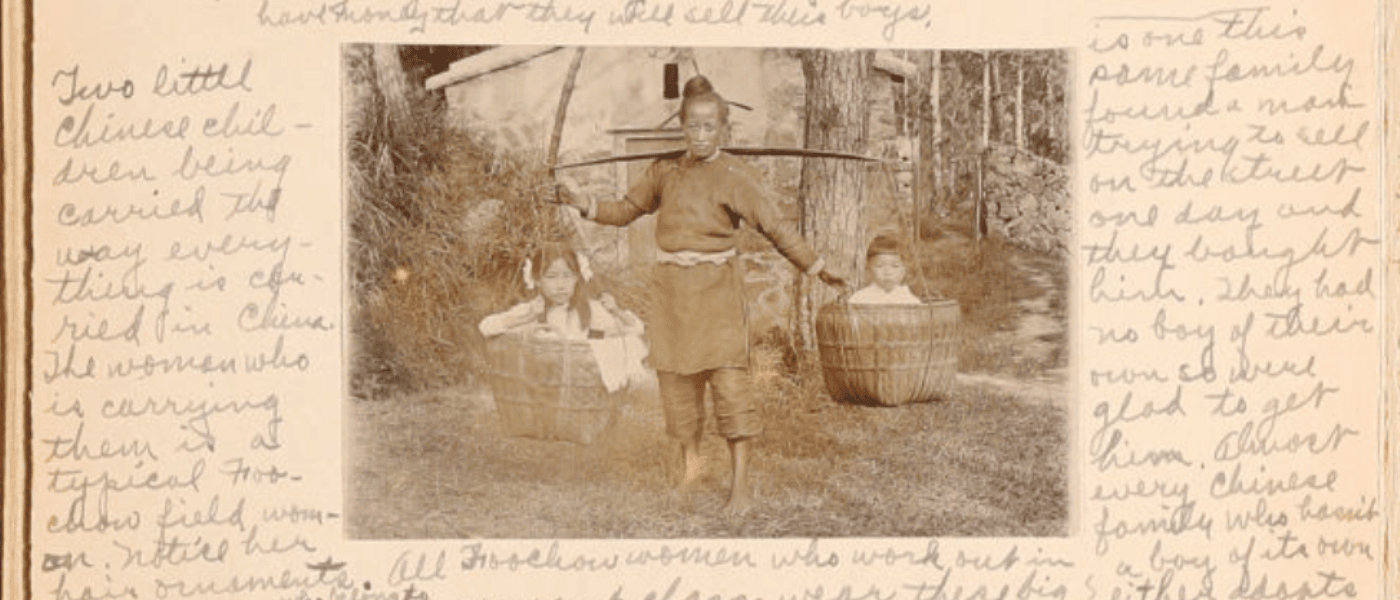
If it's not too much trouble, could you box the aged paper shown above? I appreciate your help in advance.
[2,0,1392,599]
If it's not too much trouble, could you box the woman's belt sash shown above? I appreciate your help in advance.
[655,248,737,267]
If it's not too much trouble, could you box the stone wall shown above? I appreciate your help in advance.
[982,144,1071,254]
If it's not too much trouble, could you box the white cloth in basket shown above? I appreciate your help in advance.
[588,335,650,392]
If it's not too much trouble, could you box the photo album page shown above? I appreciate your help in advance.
[2,0,1395,598]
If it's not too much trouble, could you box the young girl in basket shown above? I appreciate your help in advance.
[479,241,648,392]
[557,76,847,513]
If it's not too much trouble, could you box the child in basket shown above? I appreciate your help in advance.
[479,241,648,392]
[848,235,922,305]
[556,75,847,514]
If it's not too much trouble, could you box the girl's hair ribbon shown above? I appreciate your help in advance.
[576,252,593,282]
[522,258,535,290]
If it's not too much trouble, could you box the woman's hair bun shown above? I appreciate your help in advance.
[679,75,728,124]
[682,76,715,99]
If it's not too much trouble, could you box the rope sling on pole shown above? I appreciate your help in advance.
[547,47,588,246]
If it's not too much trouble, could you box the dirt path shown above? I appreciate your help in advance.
[962,252,1068,407]
[1010,253,1066,368]
[956,370,1066,407]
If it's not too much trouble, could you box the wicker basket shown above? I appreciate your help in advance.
[816,300,960,406]
[484,332,619,444]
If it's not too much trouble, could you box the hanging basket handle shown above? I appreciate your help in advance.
[835,285,855,305]
[547,47,588,243]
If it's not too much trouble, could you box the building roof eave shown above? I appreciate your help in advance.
[425,46,564,91]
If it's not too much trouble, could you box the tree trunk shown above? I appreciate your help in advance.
[991,53,1002,144]
[912,51,931,223]
[1015,53,1026,149]
[373,44,411,131]
[795,49,872,353]
[981,51,992,149]
[928,50,943,202]
[977,52,991,248]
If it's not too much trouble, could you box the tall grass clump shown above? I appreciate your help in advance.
[345,45,567,399]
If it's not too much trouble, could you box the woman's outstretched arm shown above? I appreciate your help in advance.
[557,163,663,227]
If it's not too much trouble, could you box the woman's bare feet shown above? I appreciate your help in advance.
[675,441,704,496]
[725,439,753,515]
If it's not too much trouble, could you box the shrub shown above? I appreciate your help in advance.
[346,45,568,398]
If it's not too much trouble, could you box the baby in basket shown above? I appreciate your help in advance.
[848,235,922,305]
[478,241,649,392]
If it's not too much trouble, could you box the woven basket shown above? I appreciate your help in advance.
[816,300,960,406]
[484,332,619,444]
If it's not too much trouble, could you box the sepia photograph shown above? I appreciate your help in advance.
[7,0,1394,597]
[343,45,1072,539]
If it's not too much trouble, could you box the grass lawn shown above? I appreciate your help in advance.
[348,216,1069,539]
[347,343,1066,539]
